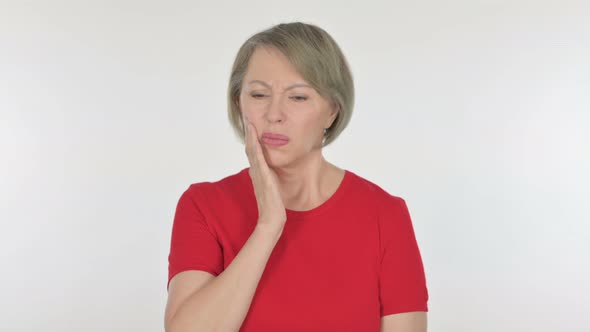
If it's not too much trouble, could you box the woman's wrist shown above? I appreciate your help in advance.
[254,222,284,243]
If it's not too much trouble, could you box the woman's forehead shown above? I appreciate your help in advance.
[247,79,312,91]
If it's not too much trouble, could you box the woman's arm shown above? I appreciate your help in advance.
[381,311,427,332]
[165,223,282,332]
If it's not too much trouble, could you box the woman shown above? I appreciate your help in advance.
[164,22,429,332]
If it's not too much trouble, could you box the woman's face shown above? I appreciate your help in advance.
[238,46,338,169]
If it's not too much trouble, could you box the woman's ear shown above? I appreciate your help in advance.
[326,102,340,128]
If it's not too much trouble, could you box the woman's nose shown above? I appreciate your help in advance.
[264,96,285,123]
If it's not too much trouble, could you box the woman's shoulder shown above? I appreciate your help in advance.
[346,169,406,205]
[183,167,249,198]
[345,171,411,226]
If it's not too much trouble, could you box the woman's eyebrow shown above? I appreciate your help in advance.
[248,80,311,91]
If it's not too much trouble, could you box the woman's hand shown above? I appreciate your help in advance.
[243,115,287,235]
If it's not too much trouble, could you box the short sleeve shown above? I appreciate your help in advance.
[167,185,224,291]
[378,195,429,316]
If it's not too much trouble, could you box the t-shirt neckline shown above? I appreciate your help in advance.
[239,167,352,221]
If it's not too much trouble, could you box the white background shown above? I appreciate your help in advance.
[1,1,589,331]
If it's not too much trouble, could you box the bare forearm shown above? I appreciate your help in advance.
[168,223,282,332]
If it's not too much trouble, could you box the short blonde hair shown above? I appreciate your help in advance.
[227,22,355,147]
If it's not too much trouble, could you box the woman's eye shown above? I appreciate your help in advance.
[250,94,307,102]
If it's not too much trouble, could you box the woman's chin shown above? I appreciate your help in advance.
[264,151,292,168]
[266,156,288,168]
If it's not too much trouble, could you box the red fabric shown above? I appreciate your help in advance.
[167,167,429,331]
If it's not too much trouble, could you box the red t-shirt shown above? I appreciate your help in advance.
[167,167,429,331]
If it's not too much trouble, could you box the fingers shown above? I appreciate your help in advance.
[243,115,258,169]
[243,116,269,174]
[248,120,267,171]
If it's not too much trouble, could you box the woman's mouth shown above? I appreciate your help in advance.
[261,133,289,147]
